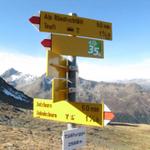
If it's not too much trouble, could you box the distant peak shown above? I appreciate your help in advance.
[7,68,18,73]
[1,68,20,78]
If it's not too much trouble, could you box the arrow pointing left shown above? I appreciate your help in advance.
[41,39,52,48]
[29,15,40,30]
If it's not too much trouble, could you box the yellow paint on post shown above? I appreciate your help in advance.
[33,98,104,127]
[52,79,68,102]
[51,34,104,58]
[46,50,68,102]
[46,50,68,78]
[40,11,112,40]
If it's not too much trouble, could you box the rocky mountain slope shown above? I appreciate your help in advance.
[117,79,150,91]
[0,77,32,109]
[78,78,150,123]
[1,68,37,90]
[1,68,51,99]
[18,74,52,99]
[1,68,150,123]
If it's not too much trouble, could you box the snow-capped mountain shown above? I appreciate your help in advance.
[18,74,52,99]
[1,68,37,89]
[0,77,32,109]
[1,68,52,99]
[1,68,150,123]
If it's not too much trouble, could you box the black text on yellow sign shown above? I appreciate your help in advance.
[34,98,104,127]
[40,11,112,40]
[51,34,104,58]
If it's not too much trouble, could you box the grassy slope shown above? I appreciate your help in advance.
[0,123,150,150]
[0,103,150,150]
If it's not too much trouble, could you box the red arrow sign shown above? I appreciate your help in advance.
[104,112,115,120]
[41,39,52,48]
[104,104,115,126]
[29,16,40,24]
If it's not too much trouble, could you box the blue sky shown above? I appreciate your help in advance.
[0,0,150,81]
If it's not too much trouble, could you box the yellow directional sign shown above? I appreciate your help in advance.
[40,11,112,40]
[34,98,104,127]
[51,34,104,58]
[46,50,68,78]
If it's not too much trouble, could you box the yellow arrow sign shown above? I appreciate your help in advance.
[34,98,104,127]
[51,34,104,58]
[40,11,112,40]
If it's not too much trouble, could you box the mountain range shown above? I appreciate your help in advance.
[1,68,150,123]
[1,68,51,99]
[1,68,37,89]
[0,76,32,109]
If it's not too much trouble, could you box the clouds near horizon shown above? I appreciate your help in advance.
[78,59,150,81]
[0,51,45,76]
[0,51,150,81]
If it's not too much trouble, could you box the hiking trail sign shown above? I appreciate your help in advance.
[29,11,114,127]
[33,98,114,127]
[42,34,104,58]
[29,11,112,40]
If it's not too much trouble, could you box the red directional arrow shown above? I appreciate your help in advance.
[29,16,40,24]
[41,39,52,48]
[104,112,115,120]
[104,104,115,126]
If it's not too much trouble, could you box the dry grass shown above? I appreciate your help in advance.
[0,124,150,150]
[0,103,150,150]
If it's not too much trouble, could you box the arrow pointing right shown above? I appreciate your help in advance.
[104,104,115,126]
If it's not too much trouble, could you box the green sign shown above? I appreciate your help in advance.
[88,40,102,57]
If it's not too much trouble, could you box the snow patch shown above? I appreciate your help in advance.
[11,74,22,81]
[3,88,28,102]
[11,73,35,82]
[23,74,36,82]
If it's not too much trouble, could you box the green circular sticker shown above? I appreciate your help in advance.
[88,40,100,56]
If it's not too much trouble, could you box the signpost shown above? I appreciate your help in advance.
[34,98,114,127]
[62,127,86,150]
[42,34,104,58]
[29,11,112,40]
[29,10,114,149]
[34,98,103,127]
